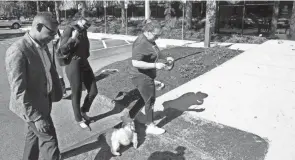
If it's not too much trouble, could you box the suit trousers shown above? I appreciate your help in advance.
[23,116,60,160]
[65,58,98,122]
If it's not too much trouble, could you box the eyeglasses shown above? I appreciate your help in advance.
[39,23,57,37]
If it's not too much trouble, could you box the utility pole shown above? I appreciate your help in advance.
[145,0,150,20]
[104,0,107,34]
[204,0,216,48]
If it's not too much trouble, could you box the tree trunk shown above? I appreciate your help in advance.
[145,0,150,20]
[185,1,192,29]
[204,0,216,48]
[78,1,87,17]
[55,1,61,24]
[164,1,172,21]
[271,1,279,37]
[36,1,40,13]
[288,1,295,39]
[121,1,126,28]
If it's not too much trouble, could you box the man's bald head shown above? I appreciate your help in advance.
[30,12,59,45]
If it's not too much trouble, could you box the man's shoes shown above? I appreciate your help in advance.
[146,123,165,135]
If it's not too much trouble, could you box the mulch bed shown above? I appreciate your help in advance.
[94,46,243,100]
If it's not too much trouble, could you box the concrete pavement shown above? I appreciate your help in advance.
[152,39,295,160]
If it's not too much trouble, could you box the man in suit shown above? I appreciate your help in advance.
[5,12,63,160]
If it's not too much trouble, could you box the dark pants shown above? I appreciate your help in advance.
[59,78,66,95]
[23,117,60,160]
[65,58,98,122]
[132,75,155,125]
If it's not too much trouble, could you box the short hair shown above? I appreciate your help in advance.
[32,12,58,26]
[142,20,161,32]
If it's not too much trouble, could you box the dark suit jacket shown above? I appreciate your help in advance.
[5,33,63,122]
[59,25,90,59]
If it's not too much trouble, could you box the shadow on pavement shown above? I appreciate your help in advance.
[61,116,146,160]
[147,146,186,160]
[62,89,208,159]
[90,89,142,122]
[135,91,208,128]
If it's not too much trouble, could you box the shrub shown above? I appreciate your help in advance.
[73,18,268,44]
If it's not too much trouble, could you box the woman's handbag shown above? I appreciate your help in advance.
[54,29,77,66]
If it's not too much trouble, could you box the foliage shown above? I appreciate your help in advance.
[288,1,295,39]
[164,1,175,20]
[216,34,268,44]
[88,18,268,44]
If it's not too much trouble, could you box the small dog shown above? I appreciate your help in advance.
[104,114,138,156]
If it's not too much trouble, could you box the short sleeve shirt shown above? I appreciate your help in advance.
[130,34,160,79]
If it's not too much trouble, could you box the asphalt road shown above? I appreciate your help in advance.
[0,36,132,160]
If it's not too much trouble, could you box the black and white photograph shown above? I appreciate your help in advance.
[0,0,294,159]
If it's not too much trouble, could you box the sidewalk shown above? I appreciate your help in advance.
[152,39,295,160]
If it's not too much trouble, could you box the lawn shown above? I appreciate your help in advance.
[94,46,243,100]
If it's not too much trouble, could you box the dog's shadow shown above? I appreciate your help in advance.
[135,91,208,128]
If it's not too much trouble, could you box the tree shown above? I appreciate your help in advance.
[288,1,295,39]
[36,1,40,13]
[145,0,150,20]
[271,1,279,37]
[204,0,216,48]
[185,1,192,29]
[164,1,175,21]
[78,1,87,17]
[55,1,61,23]
[120,1,126,28]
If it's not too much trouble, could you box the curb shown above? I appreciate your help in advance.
[20,27,198,48]
[0,32,26,39]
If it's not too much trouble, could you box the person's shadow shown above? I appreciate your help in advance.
[135,91,208,128]
[147,146,186,160]
[90,88,142,122]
